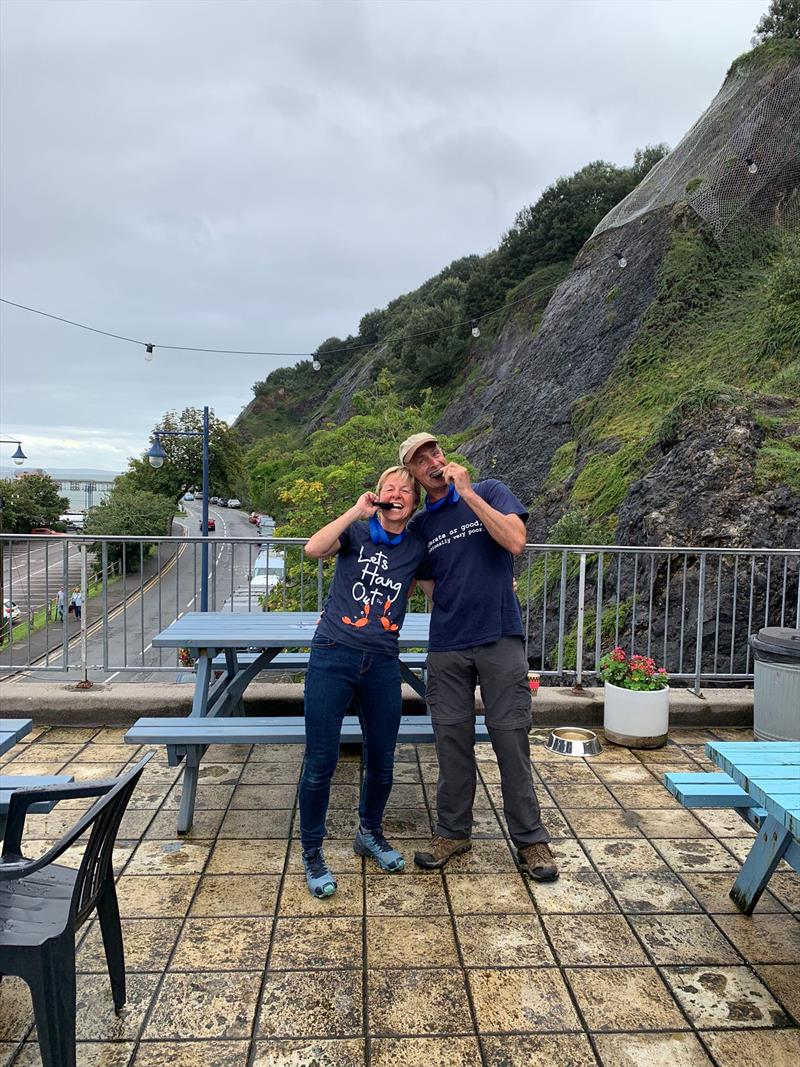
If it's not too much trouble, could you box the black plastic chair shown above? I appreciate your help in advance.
[0,751,154,1067]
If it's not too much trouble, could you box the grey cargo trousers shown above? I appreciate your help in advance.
[425,636,550,847]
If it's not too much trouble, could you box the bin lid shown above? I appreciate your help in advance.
[751,626,800,660]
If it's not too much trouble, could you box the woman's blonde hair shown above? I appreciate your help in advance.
[376,465,421,507]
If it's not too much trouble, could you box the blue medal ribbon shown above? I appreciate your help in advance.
[425,482,460,511]
[369,513,406,546]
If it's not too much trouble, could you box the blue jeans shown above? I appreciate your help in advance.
[299,637,402,852]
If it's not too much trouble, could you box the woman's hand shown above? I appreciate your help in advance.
[352,491,380,521]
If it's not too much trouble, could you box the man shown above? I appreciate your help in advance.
[56,587,65,622]
[72,589,82,621]
[400,432,557,881]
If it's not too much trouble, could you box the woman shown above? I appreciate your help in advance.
[300,465,427,898]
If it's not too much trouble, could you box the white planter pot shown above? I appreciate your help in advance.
[603,681,670,749]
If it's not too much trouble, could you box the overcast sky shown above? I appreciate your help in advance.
[0,0,766,472]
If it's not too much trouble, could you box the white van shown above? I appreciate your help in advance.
[250,550,284,594]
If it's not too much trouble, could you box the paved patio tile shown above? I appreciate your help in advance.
[701,1030,800,1067]
[753,965,800,1023]
[169,917,270,970]
[366,874,448,915]
[547,783,620,808]
[0,977,33,1042]
[124,839,212,875]
[371,1036,480,1065]
[541,914,648,966]
[680,873,786,914]
[527,871,619,914]
[256,969,362,1038]
[206,838,288,875]
[662,965,790,1028]
[468,967,580,1033]
[455,913,553,967]
[592,1032,713,1065]
[766,873,800,910]
[270,917,362,969]
[77,918,180,973]
[189,874,281,916]
[561,808,643,838]
[630,914,741,965]
[251,1040,364,1066]
[650,837,742,873]
[280,874,363,916]
[582,837,668,874]
[713,914,800,964]
[481,1034,596,1066]
[368,968,472,1036]
[367,915,459,967]
[133,1042,248,1067]
[603,871,702,913]
[628,809,710,838]
[444,873,536,914]
[116,874,199,918]
[591,762,660,784]
[565,966,687,1032]
[13,1041,136,1066]
[144,971,262,1040]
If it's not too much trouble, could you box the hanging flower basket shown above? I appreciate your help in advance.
[178,647,195,669]
[598,648,669,749]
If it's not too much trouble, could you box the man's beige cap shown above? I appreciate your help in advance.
[399,432,439,466]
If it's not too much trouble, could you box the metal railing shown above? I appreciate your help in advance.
[1,533,798,689]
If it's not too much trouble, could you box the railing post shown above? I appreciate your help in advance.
[76,541,92,689]
[573,552,587,692]
[693,552,706,697]
[556,551,568,679]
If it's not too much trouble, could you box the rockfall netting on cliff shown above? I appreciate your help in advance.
[592,56,800,243]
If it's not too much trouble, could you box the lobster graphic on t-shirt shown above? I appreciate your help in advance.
[341,546,402,632]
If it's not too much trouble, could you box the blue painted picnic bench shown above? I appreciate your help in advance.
[125,612,441,834]
[665,741,800,914]
[0,719,73,838]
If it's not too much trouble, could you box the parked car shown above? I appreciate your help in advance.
[227,498,241,509]
[30,527,65,536]
[3,599,21,625]
[249,550,284,594]
[183,492,195,501]
[199,517,216,531]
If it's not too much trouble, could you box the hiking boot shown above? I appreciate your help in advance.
[413,834,472,870]
[517,842,559,881]
[302,847,337,898]
[354,827,405,872]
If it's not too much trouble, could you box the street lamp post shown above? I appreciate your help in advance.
[0,438,26,645]
[146,407,211,611]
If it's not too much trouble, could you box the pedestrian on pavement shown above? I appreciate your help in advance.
[298,466,428,899]
[400,432,558,882]
[56,588,65,622]
[72,589,82,621]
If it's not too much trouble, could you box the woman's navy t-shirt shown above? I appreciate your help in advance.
[314,521,427,656]
[409,479,528,652]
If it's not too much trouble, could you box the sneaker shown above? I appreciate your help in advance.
[302,848,337,898]
[413,834,471,870]
[354,827,405,872]
[517,842,559,881]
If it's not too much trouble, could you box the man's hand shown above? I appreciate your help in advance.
[442,462,472,497]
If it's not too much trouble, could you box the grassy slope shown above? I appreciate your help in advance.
[540,223,800,526]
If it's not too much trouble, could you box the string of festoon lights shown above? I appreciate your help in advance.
[1,154,767,367]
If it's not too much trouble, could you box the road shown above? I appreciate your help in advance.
[2,535,85,619]
[2,504,276,685]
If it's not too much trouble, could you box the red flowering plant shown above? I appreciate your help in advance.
[598,647,668,691]
[178,647,195,668]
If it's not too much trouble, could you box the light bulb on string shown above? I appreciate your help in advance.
[312,359,321,372]
[745,156,758,175]
[614,251,627,269]
[144,343,154,362]
[470,319,481,339]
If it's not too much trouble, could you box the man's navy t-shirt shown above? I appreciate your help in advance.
[409,480,528,652]
[315,521,427,656]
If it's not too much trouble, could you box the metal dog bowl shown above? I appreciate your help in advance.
[546,727,601,757]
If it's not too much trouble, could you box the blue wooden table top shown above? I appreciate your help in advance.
[151,611,432,650]
[0,718,32,757]
[0,773,75,816]
[706,741,800,838]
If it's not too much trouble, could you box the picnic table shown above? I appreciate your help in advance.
[666,740,800,914]
[151,611,433,719]
[132,611,434,833]
[0,718,73,838]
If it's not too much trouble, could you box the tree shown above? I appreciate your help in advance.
[117,407,247,505]
[0,473,68,532]
[84,488,175,572]
[753,0,800,41]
